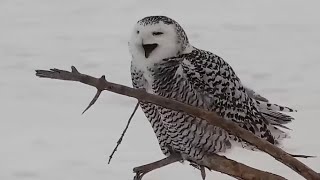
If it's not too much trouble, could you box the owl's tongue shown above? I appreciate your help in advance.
[143,43,158,58]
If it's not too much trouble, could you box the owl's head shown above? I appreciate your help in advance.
[129,16,190,64]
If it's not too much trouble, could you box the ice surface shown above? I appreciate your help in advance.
[0,0,319,179]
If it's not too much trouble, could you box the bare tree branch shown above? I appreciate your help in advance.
[200,154,286,180]
[35,66,320,180]
[108,101,139,164]
[132,153,287,180]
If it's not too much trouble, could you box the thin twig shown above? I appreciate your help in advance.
[35,67,320,180]
[108,101,140,164]
[289,153,315,158]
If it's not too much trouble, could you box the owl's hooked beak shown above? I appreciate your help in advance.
[142,43,158,58]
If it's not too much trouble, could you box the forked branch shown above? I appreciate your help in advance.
[35,66,319,180]
[132,153,286,180]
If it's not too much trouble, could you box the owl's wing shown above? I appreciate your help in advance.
[180,49,252,121]
[180,49,295,126]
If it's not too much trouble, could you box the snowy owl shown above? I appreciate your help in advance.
[129,16,295,169]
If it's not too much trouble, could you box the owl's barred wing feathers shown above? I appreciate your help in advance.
[179,48,290,145]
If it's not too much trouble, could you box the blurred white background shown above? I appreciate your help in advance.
[0,0,319,179]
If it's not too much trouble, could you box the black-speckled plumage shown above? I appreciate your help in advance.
[129,16,295,163]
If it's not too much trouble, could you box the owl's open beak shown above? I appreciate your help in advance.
[142,43,158,58]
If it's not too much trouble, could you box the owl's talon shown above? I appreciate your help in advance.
[133,171,145,180]
[200,166,206,180]
[132,154,182,180]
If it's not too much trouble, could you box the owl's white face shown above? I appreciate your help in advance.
[129,21,181,66]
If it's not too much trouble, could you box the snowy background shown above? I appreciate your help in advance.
[1,0,319,179]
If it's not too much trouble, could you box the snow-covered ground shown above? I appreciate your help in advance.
[1,0,319,179]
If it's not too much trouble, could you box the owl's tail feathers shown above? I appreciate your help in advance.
[261,109,294,125]
[254,99,297,139]
[254,99,297,112]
